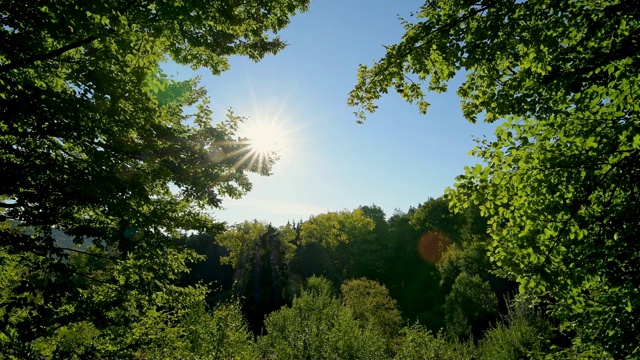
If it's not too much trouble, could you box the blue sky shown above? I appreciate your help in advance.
[174,0,497,225]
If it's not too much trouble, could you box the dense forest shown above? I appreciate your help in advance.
[1,0,639,359]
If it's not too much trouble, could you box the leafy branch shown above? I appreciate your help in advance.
[0,34,105,75]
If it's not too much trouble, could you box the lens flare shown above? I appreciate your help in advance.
[417,231,452,264]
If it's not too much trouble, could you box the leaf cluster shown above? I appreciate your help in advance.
[350,0,640,356]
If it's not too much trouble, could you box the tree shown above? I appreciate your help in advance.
[395,324,475,360]
[2,0,311,234]
[304,275,335,298]
[341,278,403,342]
[299,209,376,284]
[355,205,392,280]
[39,299,259,359]
[444,272,498,340]
[349,0,639,356]
[169,301,258,360]
[384,208,445,331]
[0,0,309,356]
[438,242,491,293]
[174,232,235,299]
[477,297,553,360]
[358,204,389,236]
[216,221,297,333]
[410,197,466,243]
[19,244,210,358]
[258,276,387,359]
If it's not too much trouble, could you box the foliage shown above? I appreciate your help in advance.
[1,0,312,250]
[477,297,553,360]
[216,221,297,333]
[258,277,387,360]
[383,208,445,330]
[358,204,389,235]
[356,205,392,281]
[299,209,377,284]
[217,221,296,269]
[395,324,476,360]
[547,343,614,360]
[410,197,466,242]
[304,275,335,298]
[5,244,208,358]
[34,299,257,360]
[438,242,491,292]
[411,198,489,246]
[300,209,376,250]
[168,301,257,360]
[341,278,403,341]
[349,0,640,356]
[0,0,309,356]
[444,272,498,340]
[38,322,101,359]
[174,233,234,298]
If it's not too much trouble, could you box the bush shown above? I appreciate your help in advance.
[444,272,498,339]
[341,278,403,340]
[477,297,553,360]
[258,277,387,359]
[395,324,475,359]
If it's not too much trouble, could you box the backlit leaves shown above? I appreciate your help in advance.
[351,0,640,356]
[0,0,309,356]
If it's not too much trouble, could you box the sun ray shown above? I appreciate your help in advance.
[244,120,285,155]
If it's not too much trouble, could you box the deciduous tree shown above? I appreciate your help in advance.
[258,276,386,359]
[299,209,376,284]
[444,272,498,340]
[349,0,639,355]
[216,221,297,332]
[341,278,403,342]
[0,0,309,356]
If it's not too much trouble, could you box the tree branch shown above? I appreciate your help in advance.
[354,3,493,113]
[57,246,119,261]
[71,268,123,287]
[0,35,103,75]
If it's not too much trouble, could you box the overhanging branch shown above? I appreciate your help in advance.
[0,34,102,75]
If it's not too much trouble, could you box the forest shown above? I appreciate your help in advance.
[1,0,639,359]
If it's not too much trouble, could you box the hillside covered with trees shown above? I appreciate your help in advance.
[2,0,639,358]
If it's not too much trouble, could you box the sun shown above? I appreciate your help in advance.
[234,100,303,174]
[244,119,288,156]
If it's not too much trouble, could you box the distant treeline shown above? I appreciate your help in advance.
[177,198,519,338]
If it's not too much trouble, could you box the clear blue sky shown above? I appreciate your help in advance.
[173,0,497,226]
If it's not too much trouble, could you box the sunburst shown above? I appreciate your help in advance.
[234,117,294,174]
[244,119,287,156]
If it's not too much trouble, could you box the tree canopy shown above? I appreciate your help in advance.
[299,209,378,283]
[0,0,309,356]
[258,276,387,359]
[349,0,639,356]
[1,0,309,252]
